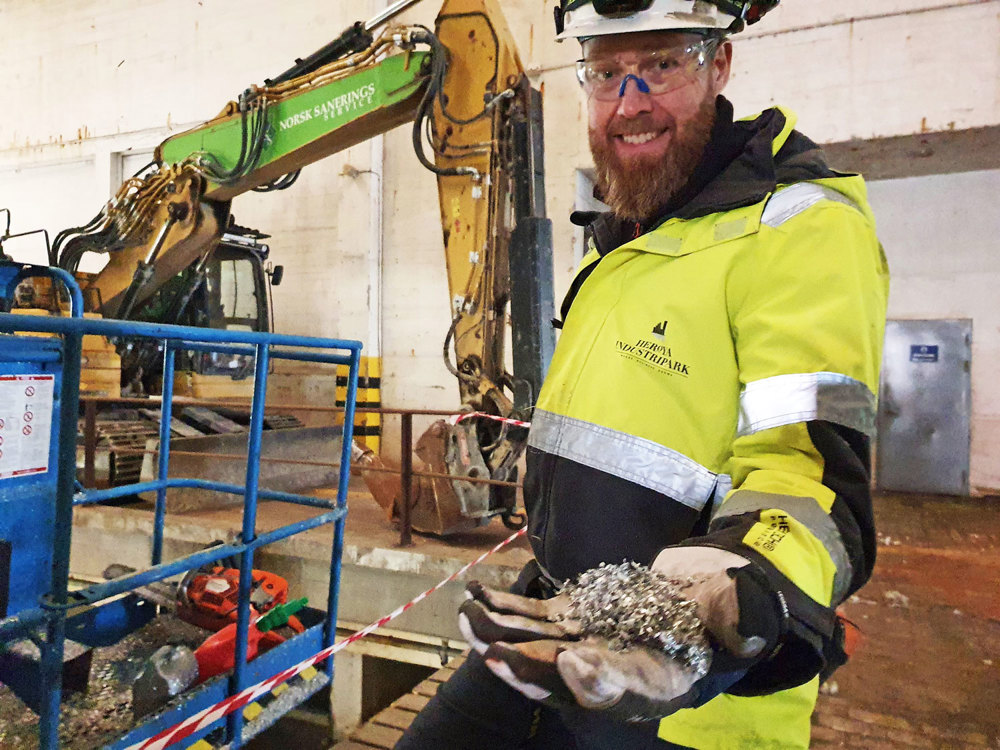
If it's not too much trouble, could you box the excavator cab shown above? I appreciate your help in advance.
[127,230,270,333]
[187,244,267,378]
[120,228,275,396]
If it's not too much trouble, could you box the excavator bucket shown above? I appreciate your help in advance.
[354,419,521,536]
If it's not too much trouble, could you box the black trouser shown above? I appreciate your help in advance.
[395,650,690,749]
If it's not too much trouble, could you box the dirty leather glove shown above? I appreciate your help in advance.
[458,547,781,721]
[481,633,702,722]
[649,546,780,661]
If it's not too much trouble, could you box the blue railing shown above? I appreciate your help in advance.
[0,266,361,749]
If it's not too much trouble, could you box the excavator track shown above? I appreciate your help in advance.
[80,415,161,488]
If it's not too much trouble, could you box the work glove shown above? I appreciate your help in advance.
[458,547,781,723]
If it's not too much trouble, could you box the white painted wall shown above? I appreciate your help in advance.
[731,1,1000,141]
[0,159,96,267]
[1,0,998,472]
[867,170,1000,494]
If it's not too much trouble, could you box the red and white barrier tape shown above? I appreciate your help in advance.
[448,411,531,429]
[128,526,528,750]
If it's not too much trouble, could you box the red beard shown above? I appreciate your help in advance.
[590,94,716,222]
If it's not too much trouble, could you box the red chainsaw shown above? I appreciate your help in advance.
[177,566,305,634]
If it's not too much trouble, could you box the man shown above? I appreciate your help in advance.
[398,1,888,747]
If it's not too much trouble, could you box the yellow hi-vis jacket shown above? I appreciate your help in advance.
[523,104,889,748]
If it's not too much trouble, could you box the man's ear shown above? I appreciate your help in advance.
[711,40,733,93]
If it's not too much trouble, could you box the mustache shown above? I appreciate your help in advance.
[607,114,675,138]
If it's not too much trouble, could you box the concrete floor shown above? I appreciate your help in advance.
[811,491,1000,748]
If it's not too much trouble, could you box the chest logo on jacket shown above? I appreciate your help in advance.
[615,320,690,378]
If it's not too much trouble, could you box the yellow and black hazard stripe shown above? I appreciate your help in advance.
[187,666,325,748]
[336,356,381,452]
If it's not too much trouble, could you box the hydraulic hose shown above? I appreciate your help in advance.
[409,30,481,180]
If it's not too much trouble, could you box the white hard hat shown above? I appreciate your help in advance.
[555,0,778,41]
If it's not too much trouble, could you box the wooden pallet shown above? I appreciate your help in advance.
[332,657,464,749]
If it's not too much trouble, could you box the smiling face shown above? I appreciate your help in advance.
[585,30,732,221]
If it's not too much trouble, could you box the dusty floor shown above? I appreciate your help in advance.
[811,491,1000,748]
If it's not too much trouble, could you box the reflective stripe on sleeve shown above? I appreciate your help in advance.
[527,409,718,511]
[738,372,876,437]
[713,490,854,604]
[706,473,732,519]
[761,182,861,228]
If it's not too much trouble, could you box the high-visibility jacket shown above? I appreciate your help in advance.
[523,103,889,749]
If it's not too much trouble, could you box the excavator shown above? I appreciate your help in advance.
[28,0,555,535]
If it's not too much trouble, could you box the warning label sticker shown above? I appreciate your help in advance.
[0,374,55,480]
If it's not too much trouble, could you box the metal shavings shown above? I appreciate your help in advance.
[0,616,208,749]
[561,561,712,678]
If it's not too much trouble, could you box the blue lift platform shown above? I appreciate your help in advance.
[0,262,361,748]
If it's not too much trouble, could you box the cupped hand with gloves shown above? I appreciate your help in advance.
[459,547,783,723]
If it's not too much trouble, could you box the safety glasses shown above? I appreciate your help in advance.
[575,37,719,100]
[592,0,654,15]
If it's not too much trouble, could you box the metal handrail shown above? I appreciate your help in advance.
[0,302,362,749]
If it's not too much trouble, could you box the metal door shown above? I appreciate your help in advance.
[876,319,971,495]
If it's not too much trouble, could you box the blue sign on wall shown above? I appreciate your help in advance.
[910,344,939,363]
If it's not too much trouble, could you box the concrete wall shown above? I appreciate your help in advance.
[2,0,999,482]
[867,169,1000,494]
